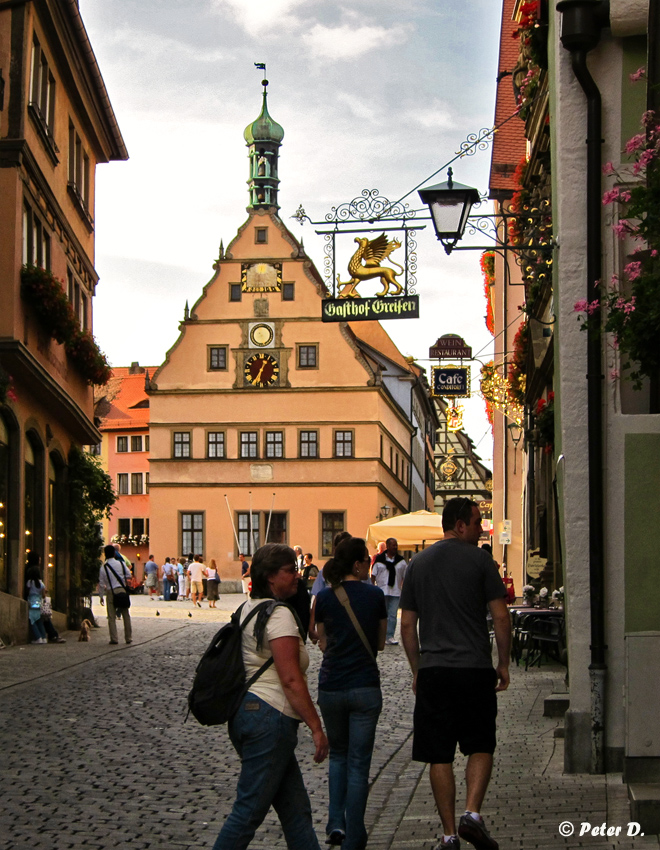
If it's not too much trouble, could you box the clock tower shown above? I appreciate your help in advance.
[244,78,284,211]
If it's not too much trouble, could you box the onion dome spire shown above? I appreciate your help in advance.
[244,73,283,210]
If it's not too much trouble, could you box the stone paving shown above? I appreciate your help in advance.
[0,594,658,850]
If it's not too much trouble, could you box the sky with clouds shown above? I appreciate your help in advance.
[80,0,503,465]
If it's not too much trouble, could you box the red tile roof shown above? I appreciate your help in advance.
[96,367,158,431]
[490,0,527,197]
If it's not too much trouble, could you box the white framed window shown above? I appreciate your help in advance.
[131,473,143,495]
[117,473,128,496]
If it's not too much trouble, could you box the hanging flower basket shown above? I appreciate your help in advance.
[21,265,111,386]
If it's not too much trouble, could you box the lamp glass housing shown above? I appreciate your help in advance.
[418,178,481,252]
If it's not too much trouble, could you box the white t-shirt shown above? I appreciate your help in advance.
[188,562,206,582]
[240,599,309,719]
[372,556,407,597]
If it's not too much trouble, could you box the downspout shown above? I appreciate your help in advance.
[556,0,609,774]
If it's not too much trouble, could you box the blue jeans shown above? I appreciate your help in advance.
[29,617,46,641]
[318,687,382,850]
[385,595,400,640]
[213,693,320,850]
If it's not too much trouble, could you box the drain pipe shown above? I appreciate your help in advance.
[556,0,609,774]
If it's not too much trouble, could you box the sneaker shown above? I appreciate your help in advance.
[385,638,399,645]
[49,637,66,643]
[325,830,345,846]
[458,815,498,850]
[109,640,119,645]
[435,839,461,850]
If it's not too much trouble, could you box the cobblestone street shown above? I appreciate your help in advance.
[1,595,658,850]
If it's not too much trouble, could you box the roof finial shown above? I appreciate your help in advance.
[254,62,267,92]
[184,300,189,320]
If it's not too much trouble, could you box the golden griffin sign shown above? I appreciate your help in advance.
[337,234,403,298]
[292,189,420,322]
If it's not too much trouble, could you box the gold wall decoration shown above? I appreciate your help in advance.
[337,234,403,299]
[479,363,523,426]
[241,262,282,292]
[446,405,464,432]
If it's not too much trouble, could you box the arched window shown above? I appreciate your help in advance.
[47,451,66,608]
[24,431,45,562]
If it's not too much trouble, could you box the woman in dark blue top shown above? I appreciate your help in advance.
[315,537,387,850]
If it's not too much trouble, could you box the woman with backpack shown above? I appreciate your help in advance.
[314,537,387,849]
[25,554,48,644]
[212,543,328,850]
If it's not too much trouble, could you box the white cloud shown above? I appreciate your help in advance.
[104,26,226,64]
[302,22,407,61]
[211,0,308,36]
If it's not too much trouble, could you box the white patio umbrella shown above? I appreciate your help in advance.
[365,510,444,550]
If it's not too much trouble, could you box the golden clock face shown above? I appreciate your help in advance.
[249,323,274,347]
[244,353,279,387]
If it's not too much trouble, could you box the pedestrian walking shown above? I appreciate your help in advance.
[315,536,387,849]
[99,544,133,645]
[177,556,186,600]
[206,558,221,608]
[239,553,250,599]
[211,543,328,850]
[188,555,207,607]
[25,558,47,645]
[400,497,511,850]
[371,537,407,645]
[162,558,177,601]
[144,555,159,597]
[25,552,65,643]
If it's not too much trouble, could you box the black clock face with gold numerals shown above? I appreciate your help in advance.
[244,353,279,387]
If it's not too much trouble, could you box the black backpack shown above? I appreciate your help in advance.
[187,600,293,726]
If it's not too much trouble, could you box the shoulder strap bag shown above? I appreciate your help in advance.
[333,585,376,662]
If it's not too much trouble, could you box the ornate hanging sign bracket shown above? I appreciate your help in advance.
[292,189,422,322]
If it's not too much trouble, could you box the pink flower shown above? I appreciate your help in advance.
[652,250,658,257]
[633,148,656,175]
[624,261,643,280]
[612,336,620,349]
[613,220,630,238]
[602,188,620,205]
[630,67,646,82]
[610,274,619,289]
[587,300,600,315]
[642,110,656,127]
[626,133,646,154]
[602,161,615,175]
[623,297,636,315]
[610,369,620,380]
[619,191,632,202]
[574,299,588,313]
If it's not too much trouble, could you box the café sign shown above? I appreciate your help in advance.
[322,295,419,323]
[431,365,471,398]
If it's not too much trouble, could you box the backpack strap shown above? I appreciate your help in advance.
[105,562,128,591]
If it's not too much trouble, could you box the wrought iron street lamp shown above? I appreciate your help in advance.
[418,168,481,255]
[379,504,391,520]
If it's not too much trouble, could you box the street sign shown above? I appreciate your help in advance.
[431,365,471,398]
[429,334,472,359]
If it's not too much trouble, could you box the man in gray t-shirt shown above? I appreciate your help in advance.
[400,497,511,850]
